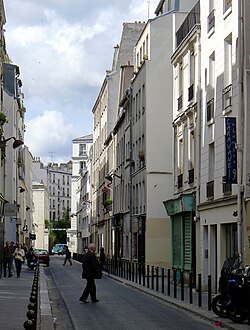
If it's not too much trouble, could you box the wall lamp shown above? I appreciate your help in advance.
[18,186,25,193]
[0,136,24,149]
[105,173,122,182]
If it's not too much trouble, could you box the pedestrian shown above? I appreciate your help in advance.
[10,241,16,276]
[99,247,106,271]
[22,243,28,263]
[13,243,25,278]
[63,245,72,265]
[79,243,102,304]
[3,241,13,277]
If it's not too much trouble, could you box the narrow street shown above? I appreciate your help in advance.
[44,256,216,330]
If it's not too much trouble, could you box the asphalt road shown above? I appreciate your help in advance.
[45,256,217,330]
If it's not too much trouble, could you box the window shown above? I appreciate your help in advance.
[207,98,214,122]
[223,0,232,14]
[79,143,86,156]
[224,35,232,86]
[208,143,215,181]
[207,1,215,33]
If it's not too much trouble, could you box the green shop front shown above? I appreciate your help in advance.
[163,194,196,282]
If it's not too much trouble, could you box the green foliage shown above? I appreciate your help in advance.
[103,199,112,207]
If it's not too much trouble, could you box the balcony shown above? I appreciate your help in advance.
[176,2,200,47]
[188,84,194,102]
[207,98,214,122]
[222,176,232,196]
[223,0,232,14]
[188,168,194,184]
[206,181,214,199]
[207,10,215,33]
[222,84,232,111]
[177,174,183,189]
[177,95,183,111]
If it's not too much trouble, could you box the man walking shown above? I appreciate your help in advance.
[3,241,13,277]
[63,245,72,266]
[79,243,101,303]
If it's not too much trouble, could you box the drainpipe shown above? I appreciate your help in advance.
[237,0,244,262]
[196,28,202,272]
[129,87,133,261]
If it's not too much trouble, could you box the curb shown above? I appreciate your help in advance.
[38,267,54,330]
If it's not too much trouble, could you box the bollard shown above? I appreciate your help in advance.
[147,265,150,288]
[132,262,135,282]
[208,275,212,311]
[189,271,193,304]
[181,271,184,301]
[138,263,141,285]
[198,273,202,307]
[135,263,138,283]
[161,268,164,294]
[151,266,154,290]
[173,269,177,298]
[167,268,170,296]
[23,319,34,330]
[143,264,146,287]
[156,267,159,292]
[26,310,36,321]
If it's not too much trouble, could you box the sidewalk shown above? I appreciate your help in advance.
[0,266,34,330]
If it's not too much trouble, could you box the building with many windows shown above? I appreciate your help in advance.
[68,134,92,253]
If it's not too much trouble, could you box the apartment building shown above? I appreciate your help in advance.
[164,2,200,281]
[129,0,198,267]
[92,22,145,258]
[32,158,72,222]
[68,134,92,253]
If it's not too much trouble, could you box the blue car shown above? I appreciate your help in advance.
[51,244,67,255]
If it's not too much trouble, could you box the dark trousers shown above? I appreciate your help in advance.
[63,255,72,265]
[3,257,12,277]
[15,259,22,277]
[81,278,97,301]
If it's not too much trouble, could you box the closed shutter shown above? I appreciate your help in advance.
[172,214,182,268]
[183,213,192,270]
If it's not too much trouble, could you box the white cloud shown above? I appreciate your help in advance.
[25,111,74,162]
[4,0,155,163]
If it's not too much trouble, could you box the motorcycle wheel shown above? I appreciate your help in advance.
[228,310,248,323]
[211,295,229,318]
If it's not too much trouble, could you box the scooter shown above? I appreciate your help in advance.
[211,256,240,318]
[226,266,250,323]
[27,253,37,271]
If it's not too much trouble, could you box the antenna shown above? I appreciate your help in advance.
[49,151,55,163]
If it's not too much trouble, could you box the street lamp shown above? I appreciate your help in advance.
[105,173,122,182]
[0,136,24,149]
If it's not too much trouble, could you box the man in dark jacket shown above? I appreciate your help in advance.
[3,241,13,277]
[79,243,101,303]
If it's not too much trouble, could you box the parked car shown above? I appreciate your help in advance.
[51,244,67,255]
[33,249,50,266]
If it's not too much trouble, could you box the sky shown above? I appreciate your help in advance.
[4,0,156,164]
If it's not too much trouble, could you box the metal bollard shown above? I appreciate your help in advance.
[143,264,146,287]
[208,275,212,311]
[189,271,193,304]
[161,268,165,294]
[173,269,177,298]
[167,268,170,296]
[181,271,184,301]
[139,263,141,285]
[198,273,202,307]
[147,265,150,288]
[151,266,154,290]
[156,267,159,292]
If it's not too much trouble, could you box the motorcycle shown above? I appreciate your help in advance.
[26,251,37,271]
[226,266,250,323]
[211,256,240,318]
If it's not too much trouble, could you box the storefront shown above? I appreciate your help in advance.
[163,194,196,279]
